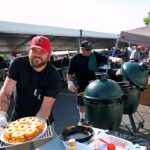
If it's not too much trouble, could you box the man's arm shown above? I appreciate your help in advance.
[0,77,16,112]
[36,96,56,121]
[108,56,123,65]
[67,74,74,81]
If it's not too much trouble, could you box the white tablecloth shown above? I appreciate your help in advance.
[92,128,147,150]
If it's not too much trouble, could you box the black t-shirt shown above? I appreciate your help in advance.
[68,51,108,92]
[8,56,61,124]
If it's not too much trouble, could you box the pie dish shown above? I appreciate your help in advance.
[60,125,94,143]
[0,116,47,144]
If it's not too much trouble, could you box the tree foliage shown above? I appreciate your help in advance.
[144,12,150,25]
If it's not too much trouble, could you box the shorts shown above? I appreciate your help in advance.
[76,85,86,107]
[77,96,85,107]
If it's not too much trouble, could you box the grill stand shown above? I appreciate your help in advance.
[121,111,145,135]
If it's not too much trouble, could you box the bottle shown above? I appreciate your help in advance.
[68,138,76,150]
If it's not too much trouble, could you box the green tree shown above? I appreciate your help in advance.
[144,12,150,25]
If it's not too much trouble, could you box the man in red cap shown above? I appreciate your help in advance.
[0,35,61,149]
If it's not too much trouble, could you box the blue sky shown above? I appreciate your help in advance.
[0,0,150,34]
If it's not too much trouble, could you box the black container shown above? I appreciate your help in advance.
[83,73,124,130]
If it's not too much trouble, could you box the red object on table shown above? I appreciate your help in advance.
[99,138,116,150]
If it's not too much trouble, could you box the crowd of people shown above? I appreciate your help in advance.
[104,43,150,63]
[126,43,150,62]
[0,36,150,149]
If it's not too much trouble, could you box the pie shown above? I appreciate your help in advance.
[3,117,46,143]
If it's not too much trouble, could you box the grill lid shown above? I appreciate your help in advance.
[83,73,124,101]
[121,60,148,90]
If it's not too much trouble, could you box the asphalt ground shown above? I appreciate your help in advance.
[0,81,150,149]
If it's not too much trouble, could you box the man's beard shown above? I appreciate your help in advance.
[30,56,48,68]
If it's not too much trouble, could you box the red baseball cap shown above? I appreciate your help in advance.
[30,36,51,53]
[137,45,144,49]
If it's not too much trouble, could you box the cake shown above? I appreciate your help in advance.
[3,117,45,143]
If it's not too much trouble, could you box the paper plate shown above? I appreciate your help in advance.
[0,117,47,145]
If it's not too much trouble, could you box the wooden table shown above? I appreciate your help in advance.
[140,77,150,105]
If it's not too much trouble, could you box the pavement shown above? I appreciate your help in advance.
[0,80,150,149]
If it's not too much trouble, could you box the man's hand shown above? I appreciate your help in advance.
[146,58,150,64]
[0,111,8,130]
[112,57,123,65]
[68,81,76,92]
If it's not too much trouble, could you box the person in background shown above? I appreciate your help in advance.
[0,56,7,80]
[146,49,150,64]
[108,46,117,57]
[10,53,17,64]
[108,46,123,68]
[127,43,134,59]
[0,35,61,150]
[147,57,150,64]
[67,40,123,125]
[141,47,150,59]
[130,45,142,62]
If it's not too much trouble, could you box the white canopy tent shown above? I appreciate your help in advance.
[0,21,118,53]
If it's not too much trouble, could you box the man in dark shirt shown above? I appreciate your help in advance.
[67,40,123,125]
[0,35,61,149]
